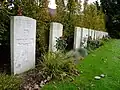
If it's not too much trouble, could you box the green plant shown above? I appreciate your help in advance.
[55,37,67,52]
[0,74,21,90]
[77,48,88,57]
[83,4,105,31]
[100,0,120,38]
[38,52,79,81]
[86,36,110,54]
[87,39,101,53]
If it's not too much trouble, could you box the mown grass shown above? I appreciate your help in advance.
[42,39,120,90]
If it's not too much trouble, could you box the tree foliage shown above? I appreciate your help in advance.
[100,0,120,38]
[0,0,51,65]
[83,3,105,31]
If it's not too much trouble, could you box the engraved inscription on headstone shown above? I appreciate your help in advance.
[10,16,36,75]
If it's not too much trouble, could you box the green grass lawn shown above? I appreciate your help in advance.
[42,39,120,90]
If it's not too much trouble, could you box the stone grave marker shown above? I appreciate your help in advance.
[105,32,108,36]
[49,22,63,52]
[91,30,95,40]
[88,29,91,37]
[10,16,36,75]
[74,27,82,49]
[81,28,88,48]
[88,29,95,40]
[102,32,106,37]
[98,31,103,39]
[94,30,97,40]
[95,31,100,39]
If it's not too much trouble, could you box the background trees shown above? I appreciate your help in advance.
[100,0,120,38]
[83,3,105,31]
[55,0,105,37]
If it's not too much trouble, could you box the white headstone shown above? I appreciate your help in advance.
[105,32,108,36]
[91,30,95,40]
[96,31,103,39]
[74,27,82,49]
[95,31,100,39]
[88,29,91,37]
[82,28,88,48]
[102,32,106,37]
[98,31,102,39]
[94,30,97,40]
[49,22,63,52]
[10,16,36,75]
[88,29,95,40]
[101,31,104,38]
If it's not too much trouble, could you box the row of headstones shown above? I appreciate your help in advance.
[74,27,108,49]
[49,22,108,52]
[10,16,108,75]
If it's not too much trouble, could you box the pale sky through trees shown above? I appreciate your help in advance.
[87,0,100,4]
[48,0,100,10]
[81,0,100,11]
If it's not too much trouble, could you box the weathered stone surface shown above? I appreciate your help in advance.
[49,22,63,52]
[81,28,88,48]
[10,16,36,75]
[74,27,82,49]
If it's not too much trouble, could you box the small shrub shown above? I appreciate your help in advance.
[66,49,85,64]
[77,48,88,57]
[102,35,111,41]
[55,37,67,52]
[87,39,102,51]
[86,36,110,54]
[0,74,21,90]
[38,52,79,81]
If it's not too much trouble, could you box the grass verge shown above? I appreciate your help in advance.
[42,39,120,90]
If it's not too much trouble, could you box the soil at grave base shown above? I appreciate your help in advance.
[19,68,51,90]
[0,46,11,74]
[0,63,11,74]
[0,62,11,74]
[19,65,80,90]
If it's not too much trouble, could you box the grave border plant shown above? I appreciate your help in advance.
[86,35,110,54]
[19,51,79,89]
[55,36,68,52]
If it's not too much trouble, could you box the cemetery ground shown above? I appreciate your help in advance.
[42,39,120,90]
[1,39,120,90]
